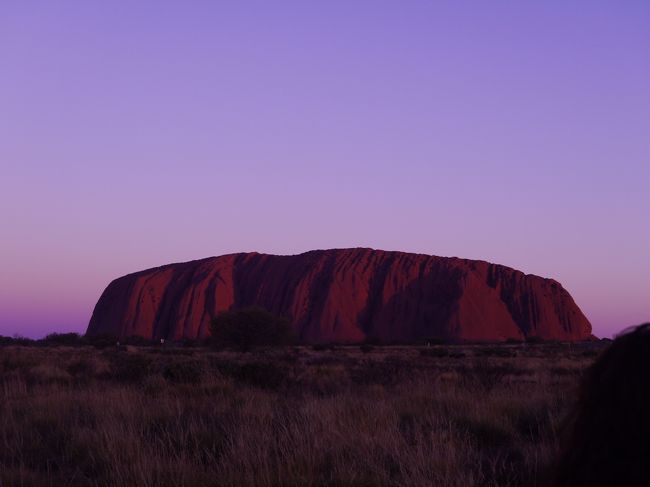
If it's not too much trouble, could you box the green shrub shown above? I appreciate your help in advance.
[210,307,295,351]
[84,333,119,349]
[42,333,82,346]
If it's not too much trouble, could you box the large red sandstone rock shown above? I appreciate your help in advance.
[87,248,592,342]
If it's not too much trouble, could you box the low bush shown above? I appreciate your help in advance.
[0,335,34,346]
[84,333,119,349]
[122,335,152,346]
[211,307,295,351]
[42,332,82,346]
[475,347,517,358]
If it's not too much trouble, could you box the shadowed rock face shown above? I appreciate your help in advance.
[87,248,593,342]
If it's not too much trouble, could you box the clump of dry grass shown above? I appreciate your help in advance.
[0,343,603,486]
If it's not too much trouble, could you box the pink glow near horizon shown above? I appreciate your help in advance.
[1,1,648,338]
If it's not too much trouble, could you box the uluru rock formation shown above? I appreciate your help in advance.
[87,248,592,342]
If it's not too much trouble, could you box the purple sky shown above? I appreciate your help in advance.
[1,2,648,339]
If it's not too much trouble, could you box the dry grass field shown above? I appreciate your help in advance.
[0,342,604,487]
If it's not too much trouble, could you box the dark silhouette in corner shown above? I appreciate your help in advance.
[553,323,650,487]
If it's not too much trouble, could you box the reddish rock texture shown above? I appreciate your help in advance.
[87,248,592,342]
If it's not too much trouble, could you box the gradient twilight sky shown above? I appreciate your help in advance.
[1,1,648,339]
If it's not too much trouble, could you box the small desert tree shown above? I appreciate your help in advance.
[42,332,82,346]
[210,307,295,351]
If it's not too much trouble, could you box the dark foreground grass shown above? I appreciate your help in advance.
[0,343,604,486]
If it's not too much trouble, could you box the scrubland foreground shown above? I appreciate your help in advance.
[0,342,604,487]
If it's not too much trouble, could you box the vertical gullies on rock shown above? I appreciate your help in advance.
[86,249,592,342]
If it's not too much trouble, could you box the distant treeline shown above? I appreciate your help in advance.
[0,333,120,348]
[0,332,609,349]
[1,308,609,349]
[0,333,212,349]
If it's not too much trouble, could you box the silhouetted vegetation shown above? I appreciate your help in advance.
[42,332,82,345]
[554,323,650,487]
[122,334,153,346]
[0,335,34,346]
[83,333,119,349]
[210,307,295,351]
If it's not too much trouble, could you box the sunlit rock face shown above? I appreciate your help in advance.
[87,248,592,342]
